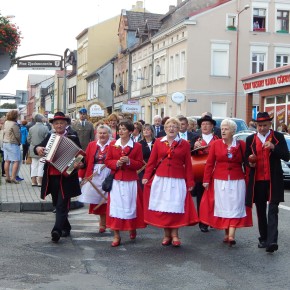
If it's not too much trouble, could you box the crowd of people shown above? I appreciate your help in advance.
[0,109,288,254]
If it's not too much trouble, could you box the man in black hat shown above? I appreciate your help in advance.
[245,112,289,253]
[192,114,220,232]
[34,112,84,243]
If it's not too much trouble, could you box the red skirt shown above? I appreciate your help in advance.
[106,183,146,231]
[143,178,199,228]
[199,181,253,229]
[89,203,107,215]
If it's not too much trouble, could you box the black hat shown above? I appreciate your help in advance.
[49,112,70,123]
[252,112,273,122]
[197,115,216,127]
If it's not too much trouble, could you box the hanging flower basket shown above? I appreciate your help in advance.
[0,13,22,63]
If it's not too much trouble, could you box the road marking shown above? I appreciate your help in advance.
[279,204,290,211]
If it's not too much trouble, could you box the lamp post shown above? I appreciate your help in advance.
[63,48,72,114]
[234,4,250,117]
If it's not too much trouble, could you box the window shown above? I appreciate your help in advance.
[251,53,265,73]
[277,95,286,104]
[143,66,147,87]
[180,51,186,77]
[137,68,141,90]
[175,54,180,79]
[87,79,98,100]
[253,8,266,31]
[169,56,174,81]
[227,13,237,29]
[276,54,289,67]
[148,64,152,86]
[161,58,166,83]
[277,10,289,33]
[211,43,229,76]
[266,97,275,104]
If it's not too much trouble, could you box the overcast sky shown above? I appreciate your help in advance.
[0,0,176,96]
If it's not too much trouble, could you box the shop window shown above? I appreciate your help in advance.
[276,55,289,68]
[251,53,265,73]
[266,97,275,104]
[288,95,290,102]
[253,8,266,32]
[276,95,286,104]
[276,10,289,33]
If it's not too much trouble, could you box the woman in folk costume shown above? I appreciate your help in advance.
[105,119,145,247]
[200,119,252,246]
[78,124,112,233]
[142,117,199,247]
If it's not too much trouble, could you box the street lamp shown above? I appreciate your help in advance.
[63,48,72,114]
[234,4,250,117]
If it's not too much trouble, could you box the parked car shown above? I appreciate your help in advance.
[188,116,248,133]
[234,131,290,183]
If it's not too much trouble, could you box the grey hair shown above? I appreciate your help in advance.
[96,124,112,137]
[153,115,162,121]
[221,118,237,134]
[34,113,44,123]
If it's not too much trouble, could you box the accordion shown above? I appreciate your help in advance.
[41,133,86,176]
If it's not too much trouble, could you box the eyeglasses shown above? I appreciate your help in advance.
[166,125,178,129]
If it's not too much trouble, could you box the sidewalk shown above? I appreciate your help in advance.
[0,162,81,212]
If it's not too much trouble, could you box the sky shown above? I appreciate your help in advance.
[0,0,176,96]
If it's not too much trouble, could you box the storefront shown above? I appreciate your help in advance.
[242,65,290,130]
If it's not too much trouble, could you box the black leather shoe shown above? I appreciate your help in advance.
[199,224,209,233]
[62,230,70,237]
[266,243,278,253]
[51,230,60,243]
[258,240,267,248]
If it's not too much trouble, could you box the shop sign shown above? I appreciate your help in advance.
[90,104,104,117]
[171,92,185,104]
[242,71,290,93]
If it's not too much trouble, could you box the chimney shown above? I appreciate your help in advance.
[169,5,175,11]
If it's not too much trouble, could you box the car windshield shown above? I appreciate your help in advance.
[215,118,248,133]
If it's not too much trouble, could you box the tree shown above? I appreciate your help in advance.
[0,103,17,109]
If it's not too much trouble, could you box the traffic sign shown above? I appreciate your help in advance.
[17,60,62,70]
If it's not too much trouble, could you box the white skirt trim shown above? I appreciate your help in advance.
[214,178,246,218]
[149,175,186,213]
[109,180,137,219]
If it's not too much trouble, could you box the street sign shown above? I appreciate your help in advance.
[188,99,197,102]
[17,60,62,70]
[122,104,141,113]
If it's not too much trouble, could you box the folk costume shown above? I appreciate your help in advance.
[143,136,199,228]
[105,139,146,231]
[34,112,82,240]
[78,139,111,215]
[245,112,289,251]
[200,139,252,229]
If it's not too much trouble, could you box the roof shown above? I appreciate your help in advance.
[28,75,53,86]
[125,11,163,31]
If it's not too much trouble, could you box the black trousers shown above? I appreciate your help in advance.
[52,189,71,235]
[22,144,29,161]
[254,181,279,245]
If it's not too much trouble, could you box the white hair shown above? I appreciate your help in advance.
[221,119,237,134]
[153,115,162,121]
[96,124,112,137]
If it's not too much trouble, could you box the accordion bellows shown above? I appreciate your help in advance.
[42,133,86,176]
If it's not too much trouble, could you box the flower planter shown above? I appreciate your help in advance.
[227,26,237,31]
[276,30,288,34]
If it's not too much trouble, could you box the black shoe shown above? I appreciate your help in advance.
[62,230,70,237]
[199,224,209,233]
[258,240,267,248]
[51,231,60,243]
[266,243,278,253]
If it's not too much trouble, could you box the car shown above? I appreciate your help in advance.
[188,116,248,133]
[234,131,290,183]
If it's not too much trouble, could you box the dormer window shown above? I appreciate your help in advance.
[253,8,266,32]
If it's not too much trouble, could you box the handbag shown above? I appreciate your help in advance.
[102,173,115,192]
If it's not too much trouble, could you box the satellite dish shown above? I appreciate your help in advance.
[0,51,11,80]
[111,83,116,91]
[155,65,161,76]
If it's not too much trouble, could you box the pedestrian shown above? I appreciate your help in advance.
[72,108,95,150]
[131,121,142,142]
[105,119,146,247]
[245,112,289,253]
[107,113,119,140]
[28,114,49,186]
[200,119,253,246]
[152,115,164,137]
[3,110,21,184]
[20,120,29,164]
[142,117,199,247]
[78,124,112,233]
[34,112,83,243]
